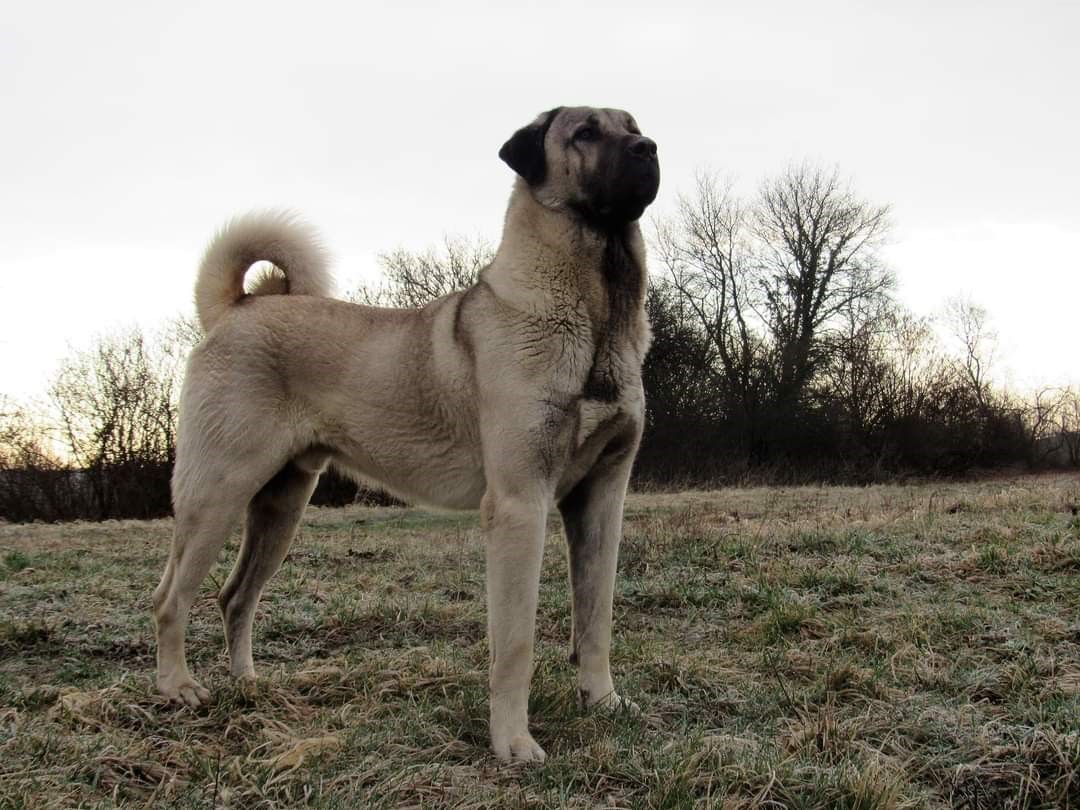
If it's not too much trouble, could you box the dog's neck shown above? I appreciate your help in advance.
[486,180,648,320]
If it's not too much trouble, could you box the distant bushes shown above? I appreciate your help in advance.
[638,283,1079,484]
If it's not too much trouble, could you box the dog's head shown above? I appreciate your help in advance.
[499,106,660,231]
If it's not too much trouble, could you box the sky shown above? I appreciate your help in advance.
[2,0,1077,401]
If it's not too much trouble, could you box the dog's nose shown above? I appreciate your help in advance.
[628,136,657,160]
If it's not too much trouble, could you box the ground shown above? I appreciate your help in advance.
[1,474,1079,808]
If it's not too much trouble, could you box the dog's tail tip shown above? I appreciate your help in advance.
[195,209,334,333]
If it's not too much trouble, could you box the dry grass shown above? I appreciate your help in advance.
[1,474,1079,808]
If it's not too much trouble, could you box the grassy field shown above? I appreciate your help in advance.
[1,475,1079,808]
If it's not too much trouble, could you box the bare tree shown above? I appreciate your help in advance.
[640,279,721,426]
[815,291,894,437]
[755,163,892,404]
[0,396,79,522]
[1056,388,1080,466]
[877,310,950,422]
[0,396,54,470]
[942,296,997,412]
[162,312,203,354]
[49,327,182,518]
[651,165,893,465]
[1019,387,1065,463]
[653,172,769,417]
[353,235,494,308]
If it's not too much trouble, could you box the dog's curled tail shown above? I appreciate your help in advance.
[195,211,333,333]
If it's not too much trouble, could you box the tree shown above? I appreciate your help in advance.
[0,396,75,521]
[755,163,892,406]
[49,327,182,519]
[818,293,884,425]
[876,311,946,423]
[942,296,997,412]
[651,165,893,461]
[0,396,54,471]
[353,235,493,308]
[163,312,203,354]
[653,173,769,424]
[637,279,728,480]
[1055,388,1080,466]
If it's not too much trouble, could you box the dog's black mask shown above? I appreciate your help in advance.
[574,134,659,230]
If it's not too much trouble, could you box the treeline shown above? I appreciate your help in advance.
[638,168,1080,483]
[2,165,1077,522]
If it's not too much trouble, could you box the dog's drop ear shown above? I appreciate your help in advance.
[498,107,561,186]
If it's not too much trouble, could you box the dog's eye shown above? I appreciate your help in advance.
[574,127,598,142]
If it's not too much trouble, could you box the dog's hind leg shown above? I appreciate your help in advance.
[153,429,296,708]
[218,459,321,679]
[153,490,245,708]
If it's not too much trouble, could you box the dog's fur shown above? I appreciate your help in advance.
[152,106,659,762]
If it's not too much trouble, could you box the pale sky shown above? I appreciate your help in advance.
[2,0,1077,401]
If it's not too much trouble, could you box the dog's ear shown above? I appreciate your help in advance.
[498,107,562,186]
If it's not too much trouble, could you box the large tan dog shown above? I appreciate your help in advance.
[152,106,659,762]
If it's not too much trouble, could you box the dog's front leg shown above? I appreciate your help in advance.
[482,487,548,763]
[558,435,640,715]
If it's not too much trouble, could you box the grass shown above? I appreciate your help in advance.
[1,474,1079,808]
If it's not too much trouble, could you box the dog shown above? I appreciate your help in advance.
[152,106,660,762]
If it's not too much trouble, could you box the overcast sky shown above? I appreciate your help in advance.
[2,0,1077,401]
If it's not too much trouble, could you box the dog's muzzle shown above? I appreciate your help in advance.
[622,136,660,212]
[579,136,660,229]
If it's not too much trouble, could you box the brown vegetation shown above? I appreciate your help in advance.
[1,476,1078,807]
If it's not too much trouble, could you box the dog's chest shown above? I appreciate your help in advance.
[572,241,648,450]
[575,397,623,449]
[572,335,643,450]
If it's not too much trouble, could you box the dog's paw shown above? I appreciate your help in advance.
[231,666,258,681]
[605,692,641,714]
[158,676,211,709]
[493,731,547,764]
[580,688,640,715]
